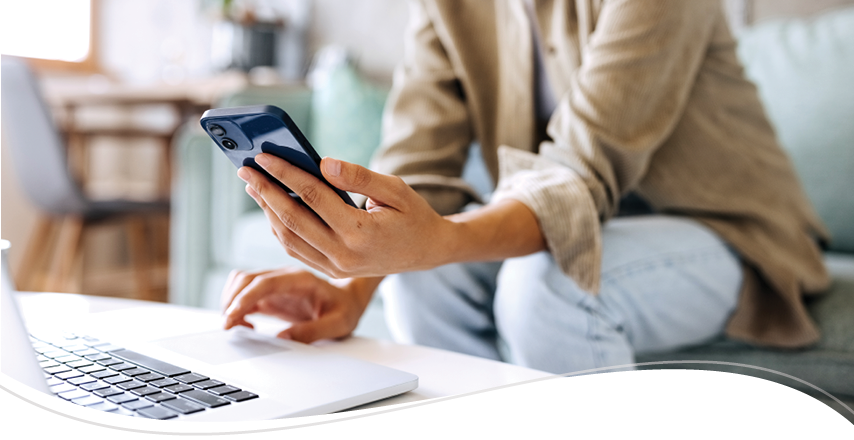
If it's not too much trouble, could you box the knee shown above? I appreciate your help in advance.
[380,263,487,344]
[493,252,577,350]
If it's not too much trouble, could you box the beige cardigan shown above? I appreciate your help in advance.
[371,0,830,348]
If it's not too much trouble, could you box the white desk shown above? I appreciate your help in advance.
[15,292,550,411]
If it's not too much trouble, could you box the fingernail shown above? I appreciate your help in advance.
[237,167,251,182]
[255,154,270,167]
[324,157,341,177]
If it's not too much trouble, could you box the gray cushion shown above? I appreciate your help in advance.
[636,253,854,398]
[737,7,854,252]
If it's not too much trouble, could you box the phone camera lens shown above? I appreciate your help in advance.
[209,124,226,136]
[221,138,237,150]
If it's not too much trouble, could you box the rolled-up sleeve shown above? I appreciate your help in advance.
[371,0,480,215]
[492,0,720,293]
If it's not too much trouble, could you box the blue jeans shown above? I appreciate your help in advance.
[379,216,743,374]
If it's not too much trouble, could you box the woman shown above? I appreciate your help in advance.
[221,0,829,374]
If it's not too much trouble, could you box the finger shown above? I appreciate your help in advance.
[321,157,409,207]
[220,269,265,314]
[253,154,356,229]
[247,185,344,277]
[224,270,320,329]
[239,165,337,249]
[276,312,351,344]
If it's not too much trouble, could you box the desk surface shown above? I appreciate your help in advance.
[15,292,550,411]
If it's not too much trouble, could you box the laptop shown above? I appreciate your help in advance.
[0,241,418,420]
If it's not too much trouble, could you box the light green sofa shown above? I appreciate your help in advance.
[170,6,854,421]
[635,7,854,422]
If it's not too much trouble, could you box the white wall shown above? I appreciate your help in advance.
[98,0,215,85]
[309,0,408,81]
[95,0,408,85]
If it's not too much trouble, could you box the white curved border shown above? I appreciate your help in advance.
[1,361,852,436]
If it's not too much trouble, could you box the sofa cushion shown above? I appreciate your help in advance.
[310,63,388,167]
[736,7,854,252]
[636,253,854,398]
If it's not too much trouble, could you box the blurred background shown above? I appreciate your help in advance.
[1,0,852,310]
[1,0,407,305]
[3,0,853,421]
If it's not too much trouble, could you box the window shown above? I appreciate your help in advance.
[0,0,97,72]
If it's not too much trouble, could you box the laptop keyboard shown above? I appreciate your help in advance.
[31,331,258,420]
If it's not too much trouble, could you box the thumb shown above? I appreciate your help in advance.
[277,313,350,344]
[321,157,406,206]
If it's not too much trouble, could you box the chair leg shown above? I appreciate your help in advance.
[46,215,84,292]
[126,216,152,301]
[15,216,57,291]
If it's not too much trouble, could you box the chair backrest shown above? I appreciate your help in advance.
[1,56,87,215]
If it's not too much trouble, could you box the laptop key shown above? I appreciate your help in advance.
[138,406,178,420]
[83,339,106,347]
[223,391,258,402]
[117,380,146,390]
[81,381,110,392]
[192,380,223,390]
[73,396,104,407]
[122,400,153,411]
[122,367,151,377]
[162,398,205,415]
[174,373,208,384]
[58,389,90,400]
[90,402,118,412]
[110,350,190,377]
[97,358,122,367]
[91,369,119,379]
[56,370,84,380]
[104,375,132,385]
[107,393,138,404]
[95,344,124,353]
[85,353,111,362]
[73,348,101,357]
[64,344,89,352]
[150,378,178,388]
[43,350,70,359]
[93,387,124,398]
[109,363,138,371]
[67,360,93,369]
[79,364,106,374]
[39,360,60,369]
[164,384,194,394]
[208,385,241,396]
[68,375,96,386]
[146,392,177,403]
[113,407,136,417]
[54,355,82,364]
[181,390,230,408]
[50,383,77,394]
[46,377,64,386]
[137,373,164,383]
[44,365,72,375]
[131,386,162,397]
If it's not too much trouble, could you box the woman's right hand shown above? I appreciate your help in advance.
[220,267,380,344]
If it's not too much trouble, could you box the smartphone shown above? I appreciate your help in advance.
[199,105,357,208]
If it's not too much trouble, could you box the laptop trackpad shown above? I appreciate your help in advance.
[152,329,289,365]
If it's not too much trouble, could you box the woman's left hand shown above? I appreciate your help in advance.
[238,153,457,279]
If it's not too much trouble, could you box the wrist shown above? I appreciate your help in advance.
[334,276,384,311]
[440,198,546,265]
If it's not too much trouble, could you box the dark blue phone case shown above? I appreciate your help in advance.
[199,105,357,208]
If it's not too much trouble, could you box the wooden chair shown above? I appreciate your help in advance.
[1,56,169,300]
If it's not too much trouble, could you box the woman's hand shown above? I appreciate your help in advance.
[220,267,379,343]
[237,154,459,279]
